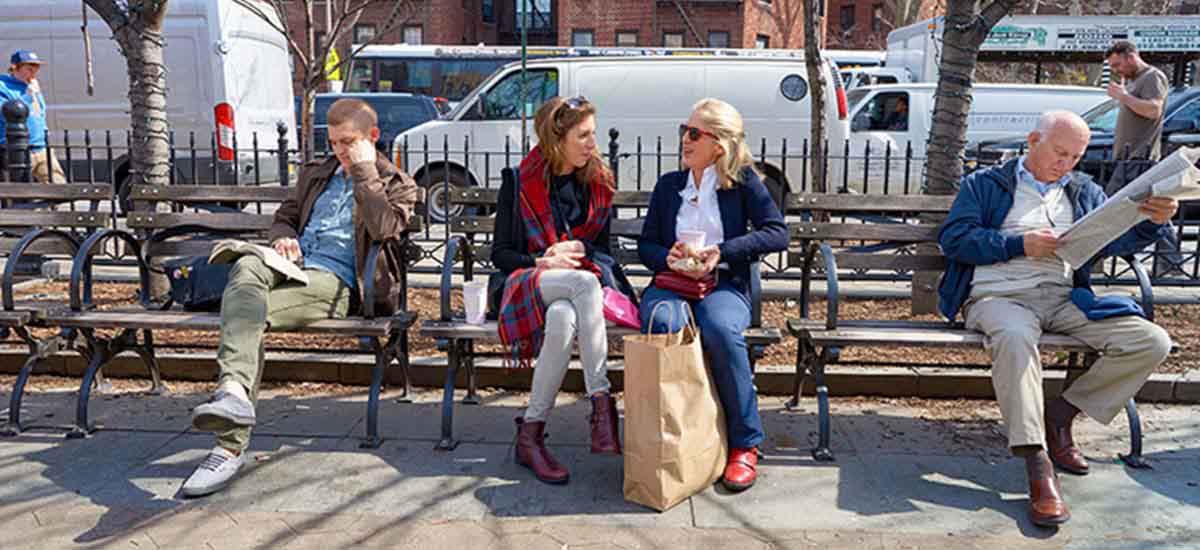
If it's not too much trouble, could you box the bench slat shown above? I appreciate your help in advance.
[787,193,955,213]
[0,236,81,255]
[804,327,1093,351]
[130,185,293,202]
[127,212,275,231]
[452,216,643,236]
[451,188,653,207]
[0,310,33,327]
[789,223,939,243]
[786,251,947,271]
[0,184,112,200]
[0,211,109,228]
[420,320,782,345]
[45,309,401,336]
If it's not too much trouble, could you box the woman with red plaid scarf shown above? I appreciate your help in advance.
[638,98,788,492]
[491,96,636,485]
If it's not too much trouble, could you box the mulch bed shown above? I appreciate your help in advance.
[8,281,1199,374]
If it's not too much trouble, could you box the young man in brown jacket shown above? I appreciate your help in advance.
[182,99,420,497]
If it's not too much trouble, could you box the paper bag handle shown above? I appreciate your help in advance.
[645,301,699,345]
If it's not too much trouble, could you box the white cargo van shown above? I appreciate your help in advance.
[0,0,296,189]
[394,54,850,221]
[843,83,1108,193]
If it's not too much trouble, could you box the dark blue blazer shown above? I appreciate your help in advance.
[638,167,788,299]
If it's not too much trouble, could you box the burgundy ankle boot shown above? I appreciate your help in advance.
[514,417,569,484]
[589,394,621,455]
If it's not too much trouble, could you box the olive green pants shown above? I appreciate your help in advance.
[215,255,351,451]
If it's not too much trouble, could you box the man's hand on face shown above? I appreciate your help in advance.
[1023,228,1060,258]
[347,139,376,166]
[1139,197,1178,225]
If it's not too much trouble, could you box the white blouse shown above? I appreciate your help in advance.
[675,165,725,247]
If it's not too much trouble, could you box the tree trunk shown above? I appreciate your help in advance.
[301,84,317,161]
[803,0,829,195]
[913,0,1019,314]
[114,21,171,187]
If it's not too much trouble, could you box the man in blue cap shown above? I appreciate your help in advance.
[0,50,65,182]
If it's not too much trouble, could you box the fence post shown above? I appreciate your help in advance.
[607,128,620,185]
[276,122,289,186]
[3,99,31,182]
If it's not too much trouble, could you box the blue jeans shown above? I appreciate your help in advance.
[639,282,765,449]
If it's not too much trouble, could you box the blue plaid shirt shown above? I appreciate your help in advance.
[1016,156,1071,196]
[299,169,356,288]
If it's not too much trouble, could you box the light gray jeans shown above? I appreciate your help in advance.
[523,269,612,422]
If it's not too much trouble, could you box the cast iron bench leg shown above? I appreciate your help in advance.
[1120,397,1150,469]
[436,339,461,451]
[360,336,386,449]
[462,340,480,405]
[811,347,837,462]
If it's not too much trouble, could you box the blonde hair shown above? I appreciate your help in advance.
[690,98,759,189]
[533,96,613,187]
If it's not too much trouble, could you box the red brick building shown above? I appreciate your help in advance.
[824,0,944,49]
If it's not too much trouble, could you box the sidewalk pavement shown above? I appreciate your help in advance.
[1,385,1197,549]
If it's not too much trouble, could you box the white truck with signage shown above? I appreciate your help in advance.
[887,15,1200,83]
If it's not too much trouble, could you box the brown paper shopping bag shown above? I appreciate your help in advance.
[622,302,727,512]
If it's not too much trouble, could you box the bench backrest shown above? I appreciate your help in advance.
[127,184,424,259]
[784,193,954,273]
[0,183,113,255]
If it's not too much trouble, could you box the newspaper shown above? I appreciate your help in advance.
[209,239,309,285]
[1055,147,1200,269]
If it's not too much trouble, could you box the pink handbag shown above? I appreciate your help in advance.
[602,288,641,329]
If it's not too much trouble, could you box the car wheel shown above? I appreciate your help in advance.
[419,167,472,224]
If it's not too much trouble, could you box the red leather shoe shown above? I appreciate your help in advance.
[589,394,621,455]
[722,448,758,492]
[514,417,569,484]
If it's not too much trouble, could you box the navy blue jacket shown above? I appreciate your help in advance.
[938,158,1171,321]
[639,167,788,299]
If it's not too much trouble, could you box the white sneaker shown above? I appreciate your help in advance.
[181,446,245,497]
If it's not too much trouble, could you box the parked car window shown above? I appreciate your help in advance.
[1169,99,1200,128]
[853,92,909,132]
[481,69,559,120]
[1082,99,1120,133]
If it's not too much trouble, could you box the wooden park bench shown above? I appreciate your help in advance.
[419,168,784,450]
[1,182,113,436]
[38,184,422,448]
[783,192,1162,467]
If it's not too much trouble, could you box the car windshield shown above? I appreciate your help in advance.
[846,89,870,113]
[1082,99,1120,132]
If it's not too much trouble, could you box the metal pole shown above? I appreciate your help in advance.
[520,0,528,155]
[3,99,31,182]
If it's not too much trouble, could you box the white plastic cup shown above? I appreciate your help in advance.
[679,230,706,252]
[463,280,488,325]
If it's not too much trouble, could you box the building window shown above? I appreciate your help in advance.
[482,0,495,23]
[708,31,730,49]
[616,30,638,47]
[572,29,594,47]
[840,5,856,31]
[872,4,884,33]
[315,31,326,53]
[354,23,377,44]
[755,34,769,49]
[664,32,684,48]
[516,0,553,31]
[403,25,423,45]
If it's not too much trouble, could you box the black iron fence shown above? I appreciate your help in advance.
[4,106,1197,288]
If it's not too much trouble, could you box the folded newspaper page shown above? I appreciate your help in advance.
[209,239,310,285]
[1056,147,1200,269]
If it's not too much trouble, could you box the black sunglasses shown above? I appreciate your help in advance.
[554,96,589,124]
[679,124,718,142]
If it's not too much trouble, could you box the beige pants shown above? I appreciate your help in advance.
[964,285,1172,449]
[30,149,65,183]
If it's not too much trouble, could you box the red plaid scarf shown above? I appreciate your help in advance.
[498,146,613,368]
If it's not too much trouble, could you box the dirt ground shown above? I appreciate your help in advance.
[7,281,1199,374]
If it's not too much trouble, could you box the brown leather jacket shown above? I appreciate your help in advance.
[268,156,420,316]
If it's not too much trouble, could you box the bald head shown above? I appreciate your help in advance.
[1025,110,1090,183]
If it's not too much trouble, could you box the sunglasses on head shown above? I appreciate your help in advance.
[679,124,718,142]
[554,96,589,124]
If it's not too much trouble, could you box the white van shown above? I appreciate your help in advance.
[844,83,1109,193]
[0,0,296,189]
[839,67,913,90]
[394,54,851,221]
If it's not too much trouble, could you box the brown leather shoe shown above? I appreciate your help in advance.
[514,417,569,484]
[589,394,621,455]
[1046,410,1089,476]
[1028,466,1071,527]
